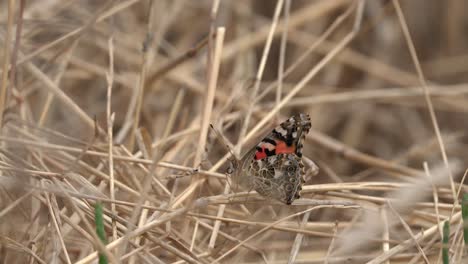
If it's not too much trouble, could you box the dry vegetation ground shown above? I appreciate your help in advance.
[1,0,468,263]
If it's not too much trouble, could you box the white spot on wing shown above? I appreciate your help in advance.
[258,142,275,151]
[269,156,277,163]
[256,160,262,167]
[274,169,283,179]
[275,127,287,136]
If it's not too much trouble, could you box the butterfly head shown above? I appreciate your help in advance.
[226,157,239,175]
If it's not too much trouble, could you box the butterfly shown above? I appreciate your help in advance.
[225,113,315,205]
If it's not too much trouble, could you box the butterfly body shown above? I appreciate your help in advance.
[231,113,313,205]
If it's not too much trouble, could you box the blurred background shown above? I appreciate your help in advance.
[1,0,468,263]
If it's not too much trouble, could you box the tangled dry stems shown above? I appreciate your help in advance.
[1,0,468,263]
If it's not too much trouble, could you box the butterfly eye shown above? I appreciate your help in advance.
[226,162,237,174]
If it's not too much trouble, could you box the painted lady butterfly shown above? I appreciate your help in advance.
[228,113,315,205]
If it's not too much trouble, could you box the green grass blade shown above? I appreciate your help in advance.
[442,220,449,264]
[95,202,108,264]
[462,193,468,245]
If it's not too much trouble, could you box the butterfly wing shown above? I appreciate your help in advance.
[236,113,312,204]
[253,113,311,161]
[248,153,306,204]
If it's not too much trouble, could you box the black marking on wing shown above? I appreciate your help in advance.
[251,113,311,161]
[265,148,276,157]
[272,130,284,140]
[262,138,277,146]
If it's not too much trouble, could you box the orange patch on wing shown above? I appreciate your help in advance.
[255,148,268,160]
[275,141,296,154]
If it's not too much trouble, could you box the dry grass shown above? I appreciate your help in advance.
[1,0,468,263]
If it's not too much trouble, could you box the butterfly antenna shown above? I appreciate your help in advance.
[209,124,239,161]
[209,124,238,193]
